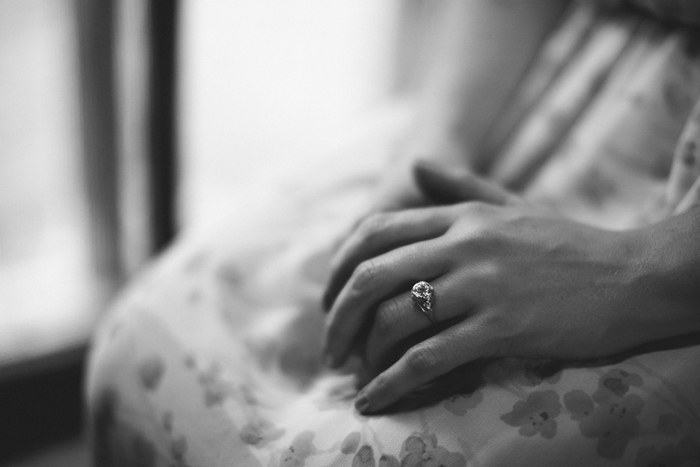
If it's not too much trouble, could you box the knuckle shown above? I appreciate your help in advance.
[405,345,439,375]
[450,214,502,248]
[351,259,381,293]
[478,309,511,356]
[374,300,402,337]
[372,373,390,393]
[460,171,476,184]
[470,201,494,216]
[358,213,387,240]
[464,201,492,217]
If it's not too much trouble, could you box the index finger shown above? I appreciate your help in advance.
[323,208,454,311]
[323,240,447,368]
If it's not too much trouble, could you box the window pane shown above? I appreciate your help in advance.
[0,0,108,369]
[178,1,398,232]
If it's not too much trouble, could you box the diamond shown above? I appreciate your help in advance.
[411,281,433,309]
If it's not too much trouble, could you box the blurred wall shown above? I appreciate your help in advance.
[178,1,400,231]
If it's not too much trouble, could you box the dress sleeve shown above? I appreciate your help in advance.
[626,0,700,26]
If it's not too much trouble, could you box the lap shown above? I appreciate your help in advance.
[86,186,700,467]
[86,9,700,464]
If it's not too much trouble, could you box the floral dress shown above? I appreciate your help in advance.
[87,2,700,466]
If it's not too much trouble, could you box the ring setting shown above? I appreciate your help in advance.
[411,281,437,324]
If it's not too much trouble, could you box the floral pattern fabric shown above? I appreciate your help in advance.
[87,4,700,467]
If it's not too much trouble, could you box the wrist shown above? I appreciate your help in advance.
[625,211,700,343]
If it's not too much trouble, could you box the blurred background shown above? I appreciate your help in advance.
[0,0,438,465]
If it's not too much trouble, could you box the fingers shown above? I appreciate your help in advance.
[363,274,475,375]
[323,240,449,368]
[323,164,516,311]
[355,318,496,414]
[413,160,514,206]
[323,207,455,311]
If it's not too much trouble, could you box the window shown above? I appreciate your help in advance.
[0,0,106,374]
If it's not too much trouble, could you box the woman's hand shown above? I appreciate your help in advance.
[322,198,657,414]
[322,162,515,310]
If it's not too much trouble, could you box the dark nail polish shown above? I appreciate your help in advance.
[355,393,370,413]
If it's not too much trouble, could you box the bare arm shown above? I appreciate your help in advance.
[403,0,570,170]
[375,0,570,211]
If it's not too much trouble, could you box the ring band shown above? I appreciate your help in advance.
[411,281,437,324]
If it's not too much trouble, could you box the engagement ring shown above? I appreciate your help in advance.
[411,281,437,324]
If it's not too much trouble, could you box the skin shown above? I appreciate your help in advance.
[322,167,700,414]
[321,0,700,414]
[319,0,575,412]
[367,0,570,213]
[329,0,571,314]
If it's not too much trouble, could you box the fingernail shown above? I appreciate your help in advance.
[355,393,370,413]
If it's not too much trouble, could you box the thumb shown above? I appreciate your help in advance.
[413,160,513,205]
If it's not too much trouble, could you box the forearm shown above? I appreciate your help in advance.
[404,0,570,170]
